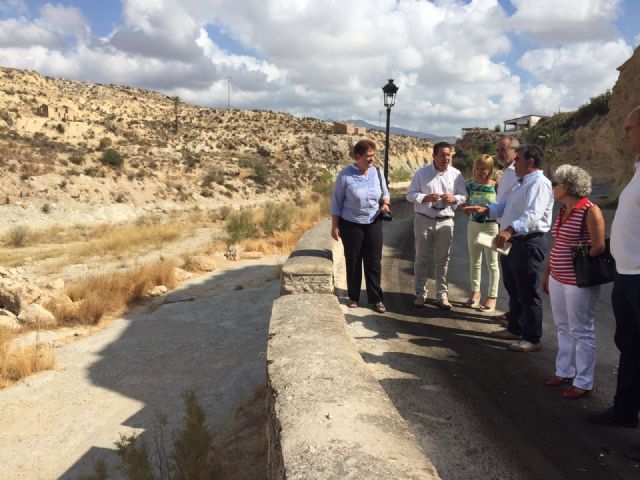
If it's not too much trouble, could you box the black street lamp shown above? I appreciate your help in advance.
[382,79,399,185]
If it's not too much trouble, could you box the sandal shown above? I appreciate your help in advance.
[462,298,480,308]
[545,376,573,386]
[493,312,508,325]
[375,302,386,314]
[477,297,497,312]
[347,300,358,308]
[561,387,591,399]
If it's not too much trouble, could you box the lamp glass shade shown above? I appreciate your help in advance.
[382,79,399,108]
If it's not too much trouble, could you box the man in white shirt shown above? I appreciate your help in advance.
[464,145,553,352]
[586,105,640,459]
[406,142,467,309]
[496,136,519,205]
[494,136,520,325]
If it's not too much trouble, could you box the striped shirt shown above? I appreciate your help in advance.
[549,197,592,285]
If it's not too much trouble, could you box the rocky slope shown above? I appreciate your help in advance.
[0,67,434,233]
[557,46,640,198]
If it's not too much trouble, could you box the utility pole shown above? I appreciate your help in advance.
[226,76,232,109]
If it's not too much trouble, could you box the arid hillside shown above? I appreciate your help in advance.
[0,67,433,232]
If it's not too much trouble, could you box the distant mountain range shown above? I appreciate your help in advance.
[344,119,458,144]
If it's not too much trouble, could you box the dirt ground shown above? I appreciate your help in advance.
[0,254,284,480]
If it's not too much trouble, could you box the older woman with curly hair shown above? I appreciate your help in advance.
[541,165,605,399]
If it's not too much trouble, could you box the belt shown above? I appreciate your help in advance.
[417,212,452,221]
[471,218,497,224]
[510,231,545,243]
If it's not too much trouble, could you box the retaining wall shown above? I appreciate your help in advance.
[266,219,440,479]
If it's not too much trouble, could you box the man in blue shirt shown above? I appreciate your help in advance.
[464,145,553,352]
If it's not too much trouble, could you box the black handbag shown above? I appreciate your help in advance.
[571,205,616,287]
[376,167,393,221]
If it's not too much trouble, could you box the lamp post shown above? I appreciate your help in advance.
[382,79,399,185]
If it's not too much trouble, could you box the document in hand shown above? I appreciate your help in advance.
[475,232,511,255]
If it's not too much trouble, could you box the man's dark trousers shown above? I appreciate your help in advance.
[612,273,640,418]
[504,235,546,343]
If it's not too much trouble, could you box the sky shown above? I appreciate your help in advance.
[0,0,638,137]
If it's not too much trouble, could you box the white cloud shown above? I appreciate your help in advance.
[37,3,89,39]
[510,0,621,43]
[0,0,635,136]
[517,40,632,111]
[0,17,62,48]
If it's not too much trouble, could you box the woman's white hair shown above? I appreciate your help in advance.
[553,164,592,198]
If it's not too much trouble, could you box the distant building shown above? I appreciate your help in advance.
[461,127,490,137]
[333,122,365,135]
[35,103,75,121]
[503,115,546,132]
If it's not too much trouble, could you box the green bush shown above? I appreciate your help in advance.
[312,170,334,197]
[98,137,112,150]
[261,203,293,234]
[391,168,412,182]
[101,148,124,168]
[225,209,257,244]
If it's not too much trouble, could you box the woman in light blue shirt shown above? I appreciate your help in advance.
[331,139,390,313]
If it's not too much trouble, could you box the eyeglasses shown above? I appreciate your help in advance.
[625,123,640,134]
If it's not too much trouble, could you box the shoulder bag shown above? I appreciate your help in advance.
[376,167,393,221]
[571,205,616,287]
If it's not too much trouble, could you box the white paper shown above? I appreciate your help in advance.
[475,231,511,255]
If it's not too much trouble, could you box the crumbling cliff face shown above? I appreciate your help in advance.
[558,46,640,199]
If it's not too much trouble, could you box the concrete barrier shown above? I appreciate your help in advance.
[267,219,440,479]
[280,219,335,295]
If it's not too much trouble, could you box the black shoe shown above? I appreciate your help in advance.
[624,444,640,461]
[585,407,638,428]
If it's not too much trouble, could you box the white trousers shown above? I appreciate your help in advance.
[548,275,600,390]
[414,214,454,300]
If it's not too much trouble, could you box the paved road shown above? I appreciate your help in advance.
[340,201,640,480]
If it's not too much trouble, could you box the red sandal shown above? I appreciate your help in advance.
[561,387,591,399]
[545,376,573,386]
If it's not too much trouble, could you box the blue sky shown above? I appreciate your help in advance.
[0,0,638,136]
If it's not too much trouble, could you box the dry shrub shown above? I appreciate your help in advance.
[210,383,267,478]
[0,327,56,387]
[51,260,177,325]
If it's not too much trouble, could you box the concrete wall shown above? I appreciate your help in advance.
[267,219,440,479]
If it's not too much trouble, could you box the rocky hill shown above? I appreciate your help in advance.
[556,46,640,199]
[0,67,434,232]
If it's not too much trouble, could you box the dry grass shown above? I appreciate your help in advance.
[239,195,329,255]
[0,221,188,268]
[48,259,178,326]
[0,326,55,388]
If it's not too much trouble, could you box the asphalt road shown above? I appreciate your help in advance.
[341,201,640,480]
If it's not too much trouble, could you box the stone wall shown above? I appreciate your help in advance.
[267,219,440,479]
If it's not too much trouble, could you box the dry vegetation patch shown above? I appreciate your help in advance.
[49,259,177,326]
[0,326,55,388]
